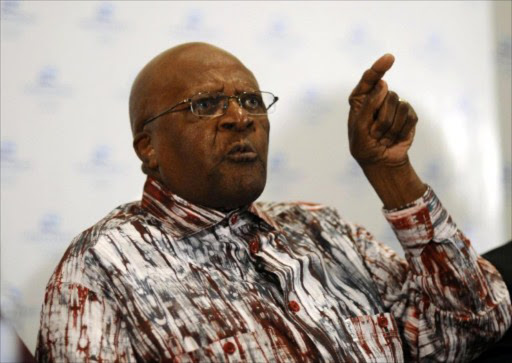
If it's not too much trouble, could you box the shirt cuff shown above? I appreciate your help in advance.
[383,186,458,256]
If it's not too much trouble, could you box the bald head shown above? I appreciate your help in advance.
[129,42,255,135]
[129,43,269,209]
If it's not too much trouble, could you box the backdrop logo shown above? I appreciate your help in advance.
[497,36,511,76]
[294,87,333,126]
[24,66,72,110]
[77,144,128,186]
[24,212,72,247]
[260,16,300,59]
[81,1,126,42]
[0,0,36,37]
[170,8,217,41]
[1,140,31,186]
[412,31,450,69]
[339,24,381,63]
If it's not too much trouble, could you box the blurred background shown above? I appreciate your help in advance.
[1,0,511,356]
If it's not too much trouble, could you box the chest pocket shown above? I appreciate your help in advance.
[344,312,404,363]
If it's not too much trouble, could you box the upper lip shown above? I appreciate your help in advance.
[227,140,256,155]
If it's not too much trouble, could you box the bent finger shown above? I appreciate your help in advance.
[397,106,418,141]
[371,91,399,139]
[380,99,409,146]
[354,79,388,130]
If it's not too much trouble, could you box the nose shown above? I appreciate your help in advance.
[218,98,254,132]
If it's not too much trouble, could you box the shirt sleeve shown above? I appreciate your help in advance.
[353,187,512,362]
[35,281,135,363]
[35,252,136,363]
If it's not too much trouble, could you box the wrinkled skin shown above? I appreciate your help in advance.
[348,54,418,168]
[130,43,270,210]
[129,43,425,211]
[347,54,426,208]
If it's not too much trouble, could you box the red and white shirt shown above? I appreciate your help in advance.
[36,177,511,362]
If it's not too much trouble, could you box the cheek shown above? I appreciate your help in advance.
[156,124,219,171]
[256,120,270,155]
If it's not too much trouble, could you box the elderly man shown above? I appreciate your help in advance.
[36,43,511,362]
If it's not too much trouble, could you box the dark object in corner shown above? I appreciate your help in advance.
[472,241,512,363]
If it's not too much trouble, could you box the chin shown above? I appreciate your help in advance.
[204,160,267,209]
[230,179,267,208]
[213,173,267,210]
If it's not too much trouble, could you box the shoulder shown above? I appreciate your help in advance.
[67,201,142,253]
[47,201,144,289]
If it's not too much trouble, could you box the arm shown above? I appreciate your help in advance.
[346,56,512,360]
[351,189,511,361]
[36,282,135,363]
[35,257,135,363]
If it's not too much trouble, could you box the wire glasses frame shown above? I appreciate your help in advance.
[142,91,279,128]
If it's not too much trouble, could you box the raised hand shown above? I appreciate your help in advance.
[347,54,426,209]
[348,54,418,168]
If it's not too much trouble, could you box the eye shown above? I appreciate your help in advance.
[195,97,216,110]
[192,95,222,115]
[242,93,264,111]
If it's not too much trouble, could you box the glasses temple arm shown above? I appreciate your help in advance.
[267,96,279,110]
[142,99,191,127]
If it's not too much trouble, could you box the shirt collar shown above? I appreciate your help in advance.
[141,177,277,238]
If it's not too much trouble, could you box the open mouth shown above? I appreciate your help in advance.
[226,141,258,162]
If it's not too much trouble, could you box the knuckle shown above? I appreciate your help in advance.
[388,91,399,102]
[397,102,409,115]
[398,99,409,107]
[409,109,418,122]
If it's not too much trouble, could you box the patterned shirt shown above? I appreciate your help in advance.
[36,177,511,362]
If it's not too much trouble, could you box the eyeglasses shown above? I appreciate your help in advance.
[142,91,279,127]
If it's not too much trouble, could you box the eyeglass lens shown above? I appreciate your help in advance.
[191,92,275,116]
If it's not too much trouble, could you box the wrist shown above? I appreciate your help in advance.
[361,160,427,209]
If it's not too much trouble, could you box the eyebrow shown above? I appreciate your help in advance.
[188,85,224,96]
[187,84,259,97]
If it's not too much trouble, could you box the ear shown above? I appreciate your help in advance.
[133,132,158,173]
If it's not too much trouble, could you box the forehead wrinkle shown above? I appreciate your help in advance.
[130,43,258,135]
[174,68,258,98]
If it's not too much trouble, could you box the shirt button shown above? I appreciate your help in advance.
[288,300,300,313]
[249,240,260,254]
[223,341,236,355]
[230,215,238,224]
[378,314,388,328]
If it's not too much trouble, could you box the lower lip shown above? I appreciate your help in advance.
[226,152,258,162]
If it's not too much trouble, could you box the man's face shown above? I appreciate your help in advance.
[145,54,270,210]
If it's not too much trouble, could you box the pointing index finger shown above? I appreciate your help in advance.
[350,53,395,98]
